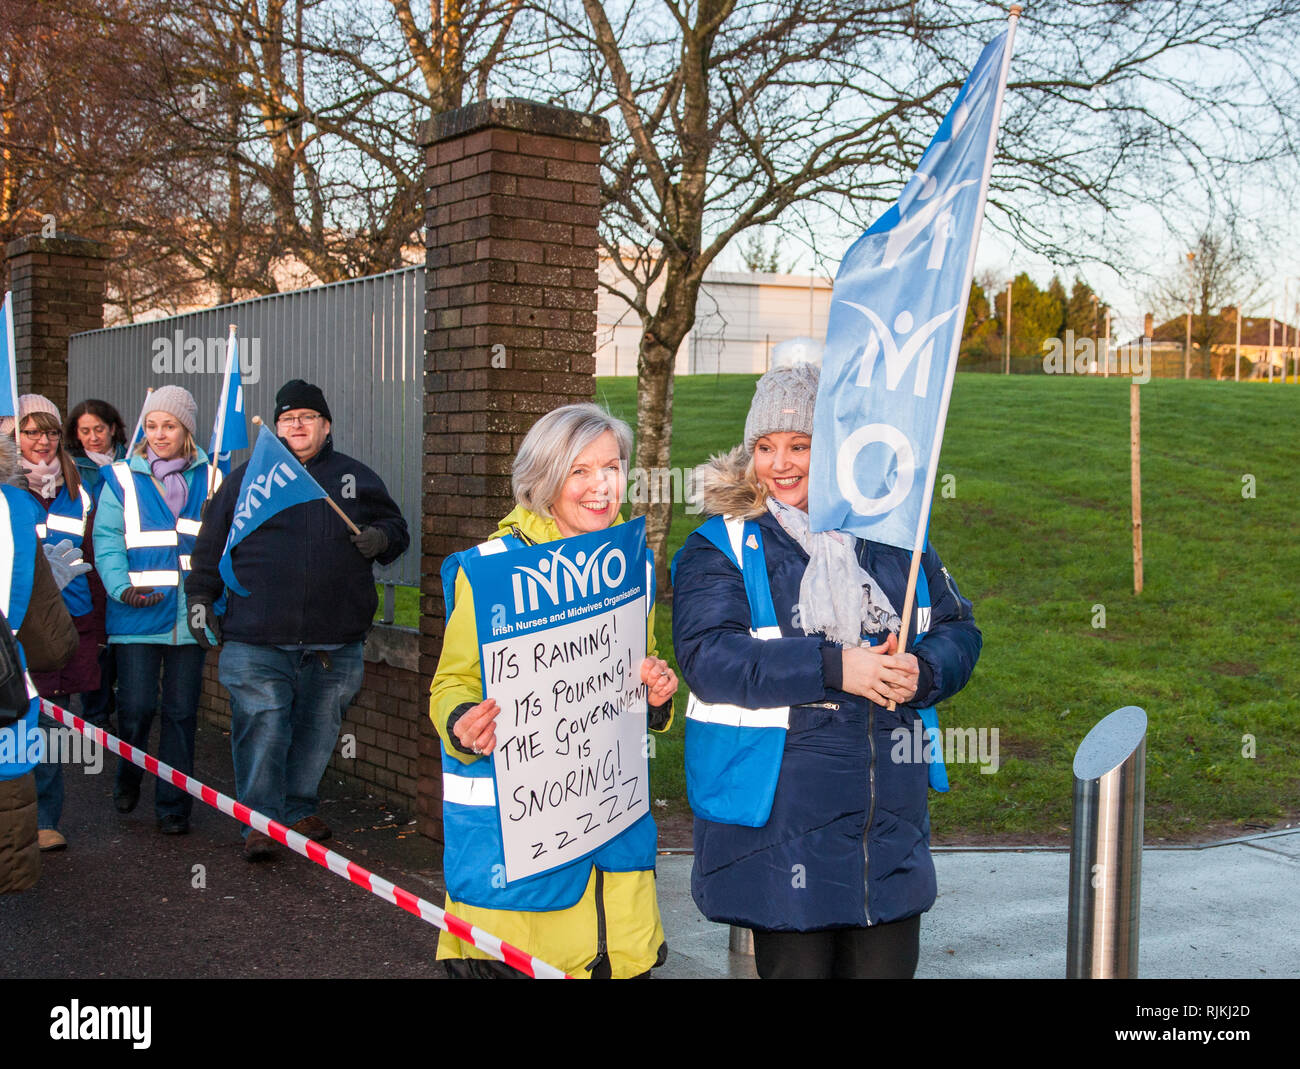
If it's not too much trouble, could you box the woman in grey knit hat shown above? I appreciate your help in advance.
[93,385,214,835]
[672,363,982,978]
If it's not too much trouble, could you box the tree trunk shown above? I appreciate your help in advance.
[634,327,677,599]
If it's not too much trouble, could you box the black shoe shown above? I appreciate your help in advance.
[157,815,189,835]
[114,786,140,813]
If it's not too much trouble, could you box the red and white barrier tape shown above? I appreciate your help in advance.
[40,699,570,979]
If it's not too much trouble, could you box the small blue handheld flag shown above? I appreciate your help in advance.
[219,425,329,596]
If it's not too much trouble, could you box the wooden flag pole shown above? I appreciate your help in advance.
[251,416,360,535]
[1130,383,1143,594]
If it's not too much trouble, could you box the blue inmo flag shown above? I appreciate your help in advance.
[810,26,1016,549]
[219,425,329,596]
[209,326,249,479]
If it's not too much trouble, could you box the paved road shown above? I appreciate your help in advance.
[2,717,449,979]
[7,714,1298,981]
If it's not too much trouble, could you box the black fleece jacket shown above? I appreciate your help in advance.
[186,437,409,645]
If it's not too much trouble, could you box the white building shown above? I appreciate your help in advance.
[596,261,833,376]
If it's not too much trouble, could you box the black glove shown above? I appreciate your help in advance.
[187,598,222,650]
[351,526,388,560]
[120,586,164,608]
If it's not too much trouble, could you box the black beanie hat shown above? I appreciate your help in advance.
[275,379,332,423]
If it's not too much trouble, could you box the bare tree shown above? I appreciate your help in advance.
[531,0,1300,584]
[3,1,536,312]
[1153,228,1260,378]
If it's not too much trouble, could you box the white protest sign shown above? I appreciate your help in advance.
[465,518,651,884]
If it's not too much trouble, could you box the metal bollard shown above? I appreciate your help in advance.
[1067,705,1147,978]
[729,925,754,955]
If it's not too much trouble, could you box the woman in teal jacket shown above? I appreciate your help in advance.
[63,398,129,732]
[93,386,214,835]
[65,398,128,500]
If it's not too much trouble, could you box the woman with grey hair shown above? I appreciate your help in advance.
[429,402,678,978]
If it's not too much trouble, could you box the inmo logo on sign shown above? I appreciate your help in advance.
[512,542,627,613]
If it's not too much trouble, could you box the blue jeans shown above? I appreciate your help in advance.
[35,705,65,831]
[219,642,365,832]
[80,644,117,730]
[114,644,206,820]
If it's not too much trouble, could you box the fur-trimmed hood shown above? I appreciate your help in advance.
[0,433,23,487]
[693,444,768,519]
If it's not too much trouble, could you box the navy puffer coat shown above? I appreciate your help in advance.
[672,449,981,931]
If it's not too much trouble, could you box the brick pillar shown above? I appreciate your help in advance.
[5,233,111,414]
[415,99,610,841]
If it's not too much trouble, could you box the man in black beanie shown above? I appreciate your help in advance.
[186,379,409,860]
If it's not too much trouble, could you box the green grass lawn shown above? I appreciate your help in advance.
[388,373,1300,842]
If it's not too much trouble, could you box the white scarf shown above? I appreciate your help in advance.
[21,456,62,500]
[766,498,901,647]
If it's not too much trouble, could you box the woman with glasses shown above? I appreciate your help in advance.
[8,395,105,851]
[93,386,216,835]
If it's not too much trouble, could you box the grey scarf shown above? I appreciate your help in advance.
[766,498,901,647]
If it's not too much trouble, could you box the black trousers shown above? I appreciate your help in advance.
[751,915,921,979]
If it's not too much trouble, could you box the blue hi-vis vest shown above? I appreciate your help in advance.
[436,531,658,911]
[36,484,94,617]
[101,461,206,637]
[676,515,948,829]
[0,486,45,779]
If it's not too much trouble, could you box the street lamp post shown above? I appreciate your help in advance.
[1184,251,1195,379]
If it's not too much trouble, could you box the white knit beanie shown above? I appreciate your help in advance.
[742,363,820,453]
[141,385,198,437]
[18,393,61,423]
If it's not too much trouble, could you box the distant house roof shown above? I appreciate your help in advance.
[1150,308,1299,347]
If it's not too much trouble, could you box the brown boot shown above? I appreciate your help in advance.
[243,830,277,862]
[290,815,332,842]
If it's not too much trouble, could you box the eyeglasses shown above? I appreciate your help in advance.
[277,414,321,427]
[21,429,61,441]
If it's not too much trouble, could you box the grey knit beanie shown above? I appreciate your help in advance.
[18,394,61,423]
[743,363,820,453]
[141,385,198,437]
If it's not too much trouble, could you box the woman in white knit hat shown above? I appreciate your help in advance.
[13,394,103,851]
[92,385,216,835]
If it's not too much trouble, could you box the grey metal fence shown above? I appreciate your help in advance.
[69,267,425,597]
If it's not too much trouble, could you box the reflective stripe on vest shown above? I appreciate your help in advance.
[39,484,95,617]
[103,462,206,636]
[685,516,789,731]
[110,463,179,547]
[44,487,92,538]
[128,570,179,587]
[442,771,497,806]
[1,486,44,778]
[681,515,790,826]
